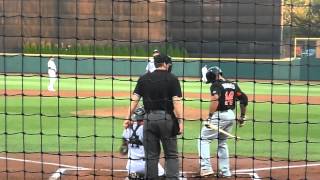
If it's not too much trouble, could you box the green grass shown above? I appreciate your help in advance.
[0,75,320,160]
[1,75,320,96]
[0,114,123,152]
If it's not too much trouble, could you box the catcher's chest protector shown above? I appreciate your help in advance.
[129,125,143,147]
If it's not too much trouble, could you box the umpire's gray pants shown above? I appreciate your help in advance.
[198,109,235,174]
[144,111,179,180]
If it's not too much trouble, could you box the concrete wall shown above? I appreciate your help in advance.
[0,0,282,58]
[1,56,319,81]
[0,0,166,51]
[167,0,282,58]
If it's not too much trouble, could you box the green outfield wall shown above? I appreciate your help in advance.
[0,55,319,80]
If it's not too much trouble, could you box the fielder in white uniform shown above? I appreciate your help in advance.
[47,57,57,92]
[122,107,164,179]
[201,65,208,82]
[145,49,160,73]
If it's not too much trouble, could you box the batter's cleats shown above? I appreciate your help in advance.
[217,170,232,178]
[200,169,214,177]
[48,88,55,92]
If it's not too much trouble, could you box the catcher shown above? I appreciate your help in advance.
[121,107,164,179]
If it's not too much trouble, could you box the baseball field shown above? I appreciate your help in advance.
[0,74,319,179]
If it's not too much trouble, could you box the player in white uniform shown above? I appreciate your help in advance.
[47,57,57,92]
[122,107,165,179]
[201,65,208,82]
[145,49,160,73]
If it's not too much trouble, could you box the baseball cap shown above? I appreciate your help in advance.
[154,54,172,64]
[153,49,159,53]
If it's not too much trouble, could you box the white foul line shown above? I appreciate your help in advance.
[0,156,90,180]
[49,167,92,180]
[233,172,261,180]
[234,163,320,173]
[62,168,188,180]
[48,168,67,180]
[0,156,85,169]
[1,156,319,180]
[249,173,261,180]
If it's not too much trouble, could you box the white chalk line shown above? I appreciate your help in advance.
[233,163,320,180]
[48,168,67,180]
[248,172,261,180]
[0,156,319,180]
[0,156,90,180]
[62,168,254,180]
[61,168,188,180]
[0,156,86,169]
[234,163,320,173]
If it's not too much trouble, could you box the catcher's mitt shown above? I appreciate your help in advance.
[119,138,128,155]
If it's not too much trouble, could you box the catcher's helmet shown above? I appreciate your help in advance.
[206,66,223,84]
[132,107,145,121]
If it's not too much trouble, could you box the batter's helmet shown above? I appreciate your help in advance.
[132,107,146,121]
[206,66,223,83]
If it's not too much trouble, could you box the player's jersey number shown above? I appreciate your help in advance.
[224,91,234,105]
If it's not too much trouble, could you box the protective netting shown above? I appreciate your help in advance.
[0,0,320,179]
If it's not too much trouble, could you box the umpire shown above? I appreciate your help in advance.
[124,54,183,179]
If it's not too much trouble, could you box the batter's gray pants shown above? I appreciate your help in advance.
[143,111,179,180]
[198,109,235,174]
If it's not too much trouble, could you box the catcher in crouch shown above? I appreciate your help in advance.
[198,66,248,177]
[121,107,164,179]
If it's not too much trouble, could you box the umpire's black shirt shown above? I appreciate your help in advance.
[134,70,182,113]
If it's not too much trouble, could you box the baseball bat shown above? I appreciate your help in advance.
[205,123,240,140]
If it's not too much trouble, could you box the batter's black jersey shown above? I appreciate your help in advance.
[134,70,182,113]
[210,80,245,111]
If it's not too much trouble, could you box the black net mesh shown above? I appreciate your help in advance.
[0,0,319,179]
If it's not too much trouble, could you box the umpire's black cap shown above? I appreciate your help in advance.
[154,54,172,64]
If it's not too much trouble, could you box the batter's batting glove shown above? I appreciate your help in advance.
[237,115,246,127]
[119,138,128,155]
